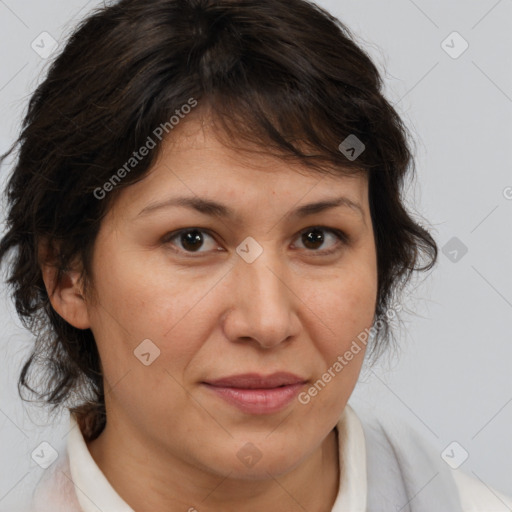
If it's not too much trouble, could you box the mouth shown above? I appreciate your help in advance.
[201,372,308,414]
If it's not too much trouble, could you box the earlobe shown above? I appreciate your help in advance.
[40,262,91,330]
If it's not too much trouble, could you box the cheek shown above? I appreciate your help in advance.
[87,252,188,374]
[291,278,374,443]
[296,258,377,408]
[88,249,232,399]
[305,263,377,346]
[297,276,376,415]
[86,260,204,426]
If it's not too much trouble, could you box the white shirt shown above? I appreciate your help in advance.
[30,403,512,511]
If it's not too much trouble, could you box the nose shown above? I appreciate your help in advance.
[220,248,300,349]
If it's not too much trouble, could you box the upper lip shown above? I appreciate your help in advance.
[203,372,307,389]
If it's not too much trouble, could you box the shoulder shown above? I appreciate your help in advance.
[452,469,512,512]
[348,403,512,512]
[29,446,82,512]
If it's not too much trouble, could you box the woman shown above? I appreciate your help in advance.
[0,0,510,511]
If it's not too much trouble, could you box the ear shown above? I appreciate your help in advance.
[39,240,91,330]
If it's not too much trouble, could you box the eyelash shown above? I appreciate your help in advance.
[162,226,349,257]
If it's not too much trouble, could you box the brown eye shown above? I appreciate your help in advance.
[164,228,219,254]
[294,226,347,255]
[179,230,204,252]
[302,228,325,250]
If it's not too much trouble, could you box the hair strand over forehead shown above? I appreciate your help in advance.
[0,0,437,441]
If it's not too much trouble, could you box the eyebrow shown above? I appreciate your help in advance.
[136,195,366,222]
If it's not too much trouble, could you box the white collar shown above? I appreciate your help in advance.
[67,402,367,512]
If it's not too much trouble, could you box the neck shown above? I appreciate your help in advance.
[87,419,340,512]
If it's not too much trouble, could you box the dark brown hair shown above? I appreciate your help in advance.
[0,0,437,441]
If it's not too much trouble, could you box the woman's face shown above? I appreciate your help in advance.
[84,119,378,478]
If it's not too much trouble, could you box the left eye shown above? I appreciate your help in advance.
[293,226,347,254]
[163,226,347,255]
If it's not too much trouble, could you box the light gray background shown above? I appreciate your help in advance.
[0,1,511,510]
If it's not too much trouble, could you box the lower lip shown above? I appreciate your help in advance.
[202,383,305,414]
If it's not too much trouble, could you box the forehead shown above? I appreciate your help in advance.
[159,115,366,178]
[109,117,369,224]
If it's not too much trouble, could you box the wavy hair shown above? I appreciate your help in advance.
[0,0,437,441]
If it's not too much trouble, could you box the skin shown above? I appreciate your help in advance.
[42,117,378,512]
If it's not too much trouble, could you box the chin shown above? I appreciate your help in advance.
[197,440,307,481]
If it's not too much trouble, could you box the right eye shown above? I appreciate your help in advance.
[162,228,223,256]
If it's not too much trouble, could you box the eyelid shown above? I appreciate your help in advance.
[162,228,220,256]
[293,226,348,255]
[163,226,349,256]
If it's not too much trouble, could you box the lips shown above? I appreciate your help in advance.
[202,372,308,414]
[203,372,307,389]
